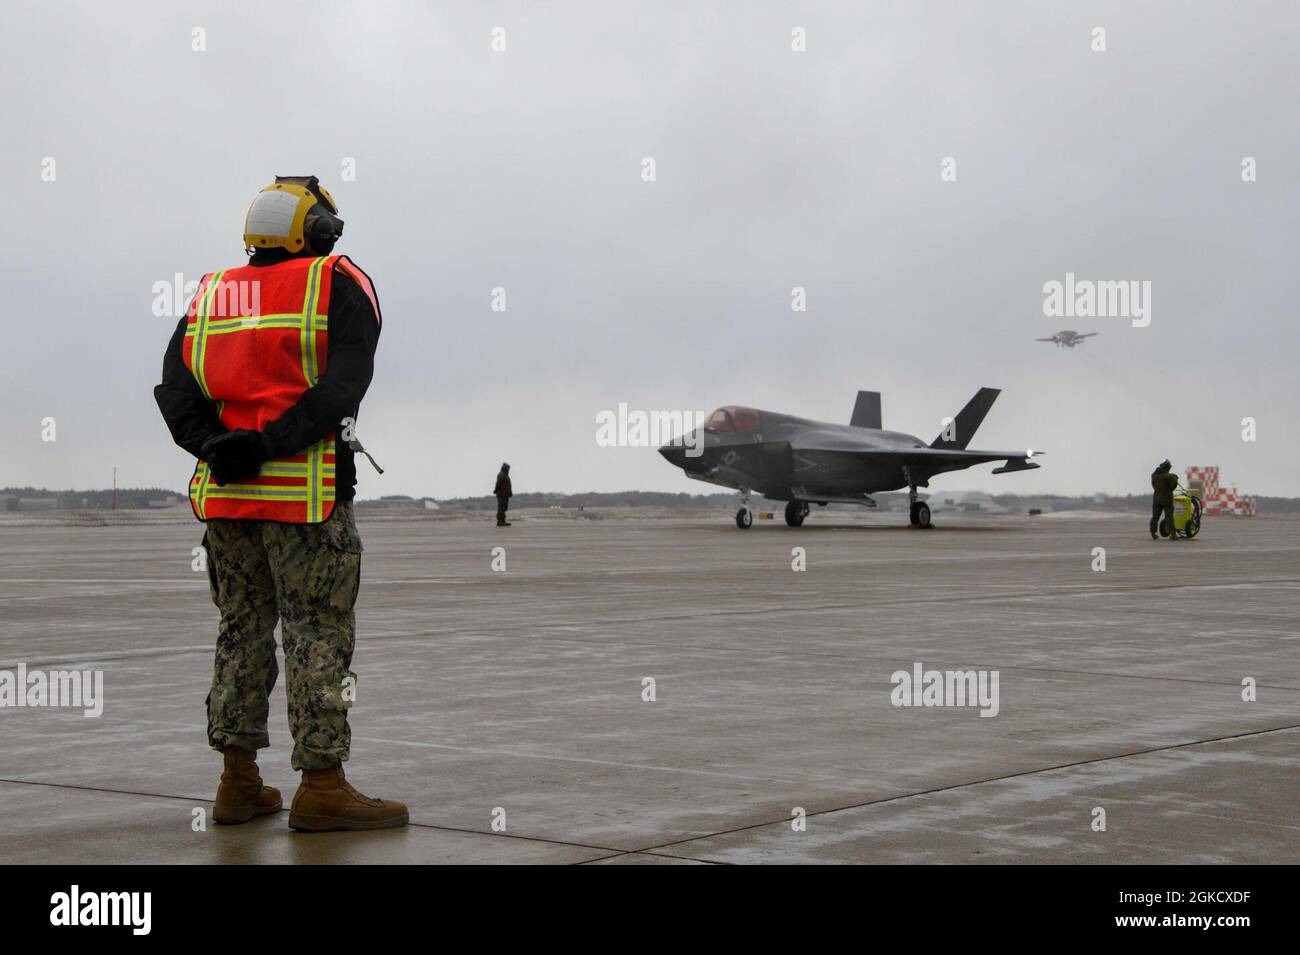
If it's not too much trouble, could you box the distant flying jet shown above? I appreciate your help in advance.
[658,388,1040,529]
[1037,330,1098,348]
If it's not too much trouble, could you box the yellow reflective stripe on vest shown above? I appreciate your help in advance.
[191,270,227,401]
[200,485,310,501]
[193,463,210,520]
[258,463,336,477]
[185,314,327,337]
[190,266,222,523]
[301,258,329,523]
[300,257,327,388]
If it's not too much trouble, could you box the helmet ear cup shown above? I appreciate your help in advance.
[314,184,339,216]
[303,203,344,255]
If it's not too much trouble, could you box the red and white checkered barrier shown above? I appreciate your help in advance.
[1185,465,1255,517]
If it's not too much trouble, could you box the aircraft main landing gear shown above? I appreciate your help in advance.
[905,466,933,529]
[784,501,809,527]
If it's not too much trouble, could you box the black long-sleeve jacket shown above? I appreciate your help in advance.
[154,252,381,503]
[1150,468,1179,505]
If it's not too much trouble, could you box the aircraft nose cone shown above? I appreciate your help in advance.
[659,445,687,468]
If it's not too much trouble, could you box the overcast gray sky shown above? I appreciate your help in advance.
[1,0,1296,500]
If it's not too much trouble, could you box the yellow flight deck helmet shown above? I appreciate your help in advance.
[243,175,344,255]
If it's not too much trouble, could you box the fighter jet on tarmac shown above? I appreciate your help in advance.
[658,388,1040,529]
[1037,330,1098,348]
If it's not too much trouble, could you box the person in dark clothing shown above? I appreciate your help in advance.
[153,247,380,502]
[494,463,513,526]
[1150,459,1180,540]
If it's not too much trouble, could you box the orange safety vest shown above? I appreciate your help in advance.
[182,255,379,523]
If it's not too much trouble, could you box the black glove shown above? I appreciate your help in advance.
[200,430,273,486]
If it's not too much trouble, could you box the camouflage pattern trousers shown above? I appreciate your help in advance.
[202,502,362,771]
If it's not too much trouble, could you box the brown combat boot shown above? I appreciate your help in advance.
[213,746,283,824]
[288,766,409,832]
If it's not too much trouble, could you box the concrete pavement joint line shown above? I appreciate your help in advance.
[0,645,217,669]
[102,717,825,785]
[7,638,1300,695]
[956,665,1300,694]
[550,578,1300,625]
[619,722,1300,858]
[4,573,1294,620]
[356,556,1300,579]
[0,777,221,805]
[0,574,207,580]
[359,537,1298,567]
[345,734,812,784]
[397,819,624,855]
[364,582,1298,631]
[1165,809,1300,833]
[390,632,1300,695]
[0,777,631,858]
[576,850,729,865]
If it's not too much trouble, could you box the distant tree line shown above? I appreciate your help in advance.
[1,487,186,509]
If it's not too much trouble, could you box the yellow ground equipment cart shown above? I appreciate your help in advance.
[1160,485,1203,539]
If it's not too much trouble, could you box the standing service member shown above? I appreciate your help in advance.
[154,176,407,831]
[494,462,513,526]
[1150,458,1179,541]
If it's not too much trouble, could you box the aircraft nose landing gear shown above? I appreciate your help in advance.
[735,489,754,529]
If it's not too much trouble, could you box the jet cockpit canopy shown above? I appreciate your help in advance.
[704,406,760,432]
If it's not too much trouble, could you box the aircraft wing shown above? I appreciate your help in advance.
[851,447,1041,472]
[868,446,1040,470]
[1077,333,1098,339]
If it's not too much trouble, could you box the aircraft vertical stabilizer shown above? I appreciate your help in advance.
[930,387,1000,450]
[849,391,882,429]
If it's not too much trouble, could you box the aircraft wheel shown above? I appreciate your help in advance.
[784,501,807,527]
[915,502,932,529]
[735,507,753,529]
